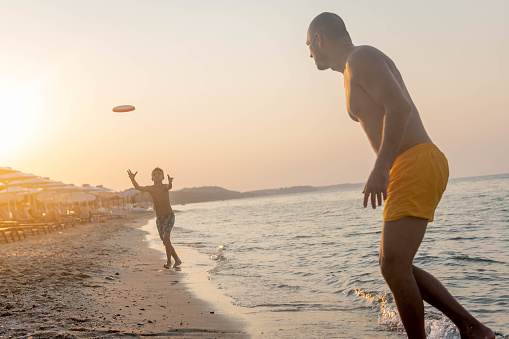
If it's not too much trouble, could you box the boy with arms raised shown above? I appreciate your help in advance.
[128,167,182,269]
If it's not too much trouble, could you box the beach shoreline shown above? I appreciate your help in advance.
[0,212,248,338]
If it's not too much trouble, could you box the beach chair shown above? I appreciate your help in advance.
[11,209,35,223]
[107,212,126,219]
[61,219,75,228]
[0,206,11,221]
[13,223,41,236]
[0,226,24,244]
[0,227,15,243]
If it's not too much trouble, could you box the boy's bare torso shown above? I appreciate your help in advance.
[343,46,432,155]
[147,184,173,217]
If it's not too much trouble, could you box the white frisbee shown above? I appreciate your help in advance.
[113,105,135,113]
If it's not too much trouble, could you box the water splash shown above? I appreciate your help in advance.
[209,244,228,262]
[425,318,459,339]
[378,305,405,333]
[355,288,465,338]
[378,303,462,338]
[353,288,402,332]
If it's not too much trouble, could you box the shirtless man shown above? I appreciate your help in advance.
[307,12,494,339]
[128,167,182,269]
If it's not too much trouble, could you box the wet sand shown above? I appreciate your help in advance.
[0,212,247,338]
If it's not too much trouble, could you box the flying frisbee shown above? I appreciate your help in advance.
[113,105,135,113]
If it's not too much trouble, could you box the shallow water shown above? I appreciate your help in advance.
[149,173,509,338]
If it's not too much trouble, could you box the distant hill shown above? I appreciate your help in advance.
[172,186,243,204]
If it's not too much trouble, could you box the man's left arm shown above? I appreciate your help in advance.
[351,50,412,209]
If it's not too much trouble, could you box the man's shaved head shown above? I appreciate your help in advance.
[309,12,350,41]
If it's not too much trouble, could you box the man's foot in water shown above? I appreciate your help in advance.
[173,259,182,268]
[459,322,495,339]
[163,262,171,269]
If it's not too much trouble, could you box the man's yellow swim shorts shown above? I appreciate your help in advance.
[383,143,449,222]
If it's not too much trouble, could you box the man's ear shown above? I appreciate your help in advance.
[315,33,323,48]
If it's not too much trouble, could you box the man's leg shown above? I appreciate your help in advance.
[380,216,428,338]
[380,217,495,339]
[413,266,494,338]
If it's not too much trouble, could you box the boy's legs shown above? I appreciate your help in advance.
[380,216,494,339]
[163,232,181,268]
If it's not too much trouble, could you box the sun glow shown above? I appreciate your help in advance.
[0,79,44,160]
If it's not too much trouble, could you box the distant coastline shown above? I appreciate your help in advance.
[123,182,365,206]
[121,173,509,206]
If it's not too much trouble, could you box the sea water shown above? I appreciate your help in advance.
[144,174,509,338]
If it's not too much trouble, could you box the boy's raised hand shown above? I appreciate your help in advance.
[167,174,174,183]
[127,169,138,180]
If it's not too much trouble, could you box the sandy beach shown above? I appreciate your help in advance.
[0,212,247,338]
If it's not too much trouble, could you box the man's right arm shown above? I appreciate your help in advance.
[349,48,412,209]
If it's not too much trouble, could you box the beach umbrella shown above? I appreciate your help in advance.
[8,177,60,188]
[72,184,103,214]
[0,187,40,203]
[118,188,142,198]
[0,187,41,196]
[0,167,20,176]
[42,185,89,213]
[80,184,103,196]
[9,188,42,210]
[0,172,38,218]
[0,187,40,219]
[87,185,115,210]
[36,180,67,189]
[87,185,115,197]
[0,172,38,183]
[90,185,116,207]
[118,188,141,197]
[92,185,114,193]
[118,188,142,207]
[32,180,67,212]
[8,177,63,210]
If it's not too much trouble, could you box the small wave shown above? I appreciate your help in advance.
[292,235,313,239]
[447,236,477,241]
[184,242,206,248]
[452,254,501,264]
[250,302,324,311]
[271,283,300,291]
[354,288,391,307]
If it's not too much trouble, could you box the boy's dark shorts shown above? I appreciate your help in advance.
[156,213,175,240]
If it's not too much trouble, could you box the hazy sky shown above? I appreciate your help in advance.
[1,0,508,192]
